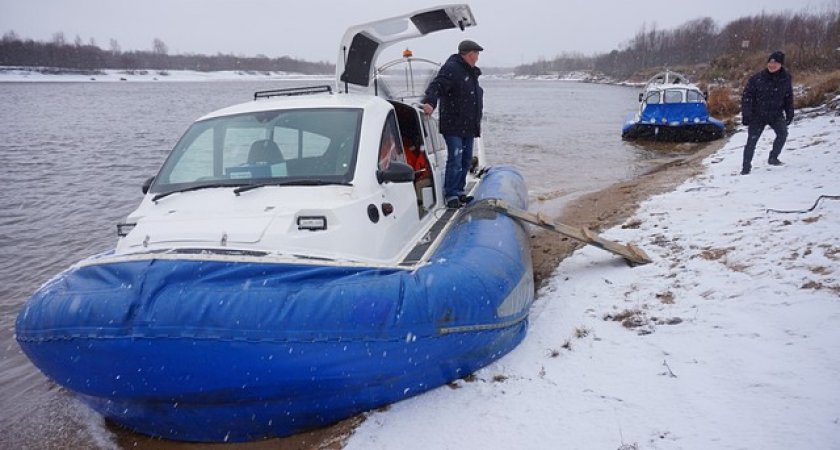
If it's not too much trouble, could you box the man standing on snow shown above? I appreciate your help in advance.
[740,50,794,175]
[421,39,484,208]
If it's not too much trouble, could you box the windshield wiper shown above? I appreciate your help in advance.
[151,183,233,202]
[233,180,352,195]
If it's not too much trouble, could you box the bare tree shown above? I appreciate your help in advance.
[51,32,66,46]
[109,38,121,55]
[152,38,168,55]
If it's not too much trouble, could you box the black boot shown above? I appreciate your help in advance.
[740,163,751,175]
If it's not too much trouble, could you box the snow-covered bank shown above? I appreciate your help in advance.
[511,70,612,83]
[0,66,331,82]
[345,109,840,449]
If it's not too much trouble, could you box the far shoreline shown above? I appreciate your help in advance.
[0,66,333,83]
[0,66,622,84]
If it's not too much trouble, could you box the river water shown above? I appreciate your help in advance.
[0,78,694,448]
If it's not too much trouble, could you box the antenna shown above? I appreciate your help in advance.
[342,45,349,93]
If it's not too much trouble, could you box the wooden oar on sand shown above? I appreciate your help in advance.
[468,198,652,266]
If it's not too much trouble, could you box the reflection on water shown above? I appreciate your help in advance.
[0,78,698,448]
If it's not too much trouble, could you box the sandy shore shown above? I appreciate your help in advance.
[529,138,726,287]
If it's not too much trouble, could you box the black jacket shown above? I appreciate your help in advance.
[422,54,484,137]
[741,67,794,125]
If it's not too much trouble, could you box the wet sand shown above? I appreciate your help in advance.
[530,138,726,286]
[113,416,364,450]
[112,138,727,450]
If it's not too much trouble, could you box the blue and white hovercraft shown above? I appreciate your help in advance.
[622,70,725,142]
[16,4,535,442]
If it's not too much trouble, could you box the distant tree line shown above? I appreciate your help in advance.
[516,9,840,79]
[0,31,334,74]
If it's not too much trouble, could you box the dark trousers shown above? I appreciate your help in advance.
[742,115,788,171]
[442,135,474,200]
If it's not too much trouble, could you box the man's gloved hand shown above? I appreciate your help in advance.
[786,116,793,126]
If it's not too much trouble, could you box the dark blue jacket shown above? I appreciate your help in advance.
[741,68,794,125]
[423,54,484,137]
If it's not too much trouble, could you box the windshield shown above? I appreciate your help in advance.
[150,108,363,193]
[663,89,684,104]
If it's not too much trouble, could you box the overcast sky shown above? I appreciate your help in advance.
[0,0,831,67]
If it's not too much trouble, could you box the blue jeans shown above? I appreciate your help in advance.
[742,115,788,171]
[443,135,474,200]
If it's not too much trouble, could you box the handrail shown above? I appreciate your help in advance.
[254,85,332,100]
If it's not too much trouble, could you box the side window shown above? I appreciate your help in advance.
[378,112,405,171]
[274,126,331,161]
[645,91,661,105]
[664,89,683,103]
[686,90,703,103]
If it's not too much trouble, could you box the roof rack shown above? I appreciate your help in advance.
[253,85,332,100]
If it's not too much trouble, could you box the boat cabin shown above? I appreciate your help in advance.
[635,71,712,126]
[118,5,478,267]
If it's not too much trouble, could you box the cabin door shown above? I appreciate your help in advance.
[393,102,440,214]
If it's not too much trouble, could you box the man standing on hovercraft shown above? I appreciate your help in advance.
[422,39,484,208]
